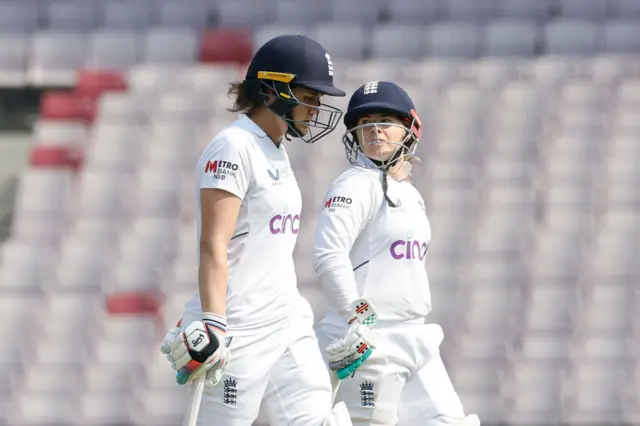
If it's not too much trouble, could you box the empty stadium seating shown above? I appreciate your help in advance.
[0,0,639,86]
[0,0,639,425]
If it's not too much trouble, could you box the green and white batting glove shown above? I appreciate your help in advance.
[326,299,378,380]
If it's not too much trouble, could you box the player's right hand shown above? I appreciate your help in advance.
[160,313,230,386]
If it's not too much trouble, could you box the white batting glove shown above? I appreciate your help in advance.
[326,299,378,380]
[160,313,231,386]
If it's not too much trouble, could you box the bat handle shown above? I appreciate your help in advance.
[185,375,206,426]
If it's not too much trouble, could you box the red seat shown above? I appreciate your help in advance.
[75,69,128,99]
[40,91,97,122]
[29,146,83,170]
[199,29,253,63]
[106,291,162,316]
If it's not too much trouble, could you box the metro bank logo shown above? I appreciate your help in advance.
[205,160,238,174]
[204,159,239,182]
[323,195,352,212]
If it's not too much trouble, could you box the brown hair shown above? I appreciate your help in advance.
[226,81,260,115]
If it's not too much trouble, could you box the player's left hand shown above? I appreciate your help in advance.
[326,299,378,380]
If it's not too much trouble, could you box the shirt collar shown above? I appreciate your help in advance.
[356,151,378,168]
[235,114,268,139]
[235,113,285,150]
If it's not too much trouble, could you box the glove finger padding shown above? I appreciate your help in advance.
[326,322,377,379]
[327,322,377,359]
[160,327,181,356]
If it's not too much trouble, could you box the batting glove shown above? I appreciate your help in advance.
[160,313,231,386]
[326,299,378,380]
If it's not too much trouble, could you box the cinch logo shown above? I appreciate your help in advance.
[390,240,429,260]
[269,214,300,235]
[205,160,239,174]
[323,196,352,211]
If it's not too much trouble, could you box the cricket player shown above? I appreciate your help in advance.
[160,35,353,425]
[313,81,481,426]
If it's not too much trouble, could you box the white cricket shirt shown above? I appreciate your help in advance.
[185,114,303,334]
[313,164,432,328]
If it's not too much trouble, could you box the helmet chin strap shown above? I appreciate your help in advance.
[365,144,413,208]
[377,148,405,208]
[380,171,397,208]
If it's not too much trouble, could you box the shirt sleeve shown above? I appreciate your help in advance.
[197,132,252,200]
[312,172,379,320]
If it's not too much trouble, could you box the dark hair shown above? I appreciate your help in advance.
[226,81,260,115]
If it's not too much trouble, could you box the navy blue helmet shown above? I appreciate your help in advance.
[342,81,422,169]
[243,35,346,143]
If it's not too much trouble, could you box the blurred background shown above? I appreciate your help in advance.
[0,0,638,425]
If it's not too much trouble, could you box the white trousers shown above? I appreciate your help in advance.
[181,300,333,426]
[316,320,467,426]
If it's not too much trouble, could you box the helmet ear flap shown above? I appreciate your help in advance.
[243,79,262,103]
[251,78,305,139]
[248,79,297,115]
[268,81,297,116]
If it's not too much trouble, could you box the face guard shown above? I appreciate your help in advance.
[250,71,343,144]
[342,109,422,171]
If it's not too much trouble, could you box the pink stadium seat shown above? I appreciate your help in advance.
[29,145,83,170]
[75,69,128,99]
[199,29,253,64]
[39,91,96,122]
[105,291,161,316]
